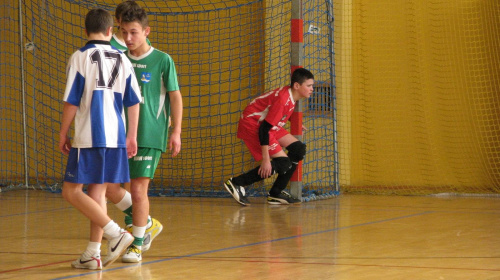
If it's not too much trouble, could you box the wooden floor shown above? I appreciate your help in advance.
[0,190,499,280]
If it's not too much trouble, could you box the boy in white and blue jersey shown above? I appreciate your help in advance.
[59,8,141,270]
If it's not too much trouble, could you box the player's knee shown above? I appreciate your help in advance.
[287,141,306,163]
[271,157,293,175]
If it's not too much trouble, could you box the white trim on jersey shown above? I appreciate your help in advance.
[112,34,127,49]
[158,74,167,119]
[127,46,155,61]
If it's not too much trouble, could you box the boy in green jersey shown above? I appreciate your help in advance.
[118,5,183,263]
[105,1,161,252]
[110,1,151,51]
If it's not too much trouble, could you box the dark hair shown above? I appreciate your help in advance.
[115,0,140,21]
[290,68,314,87]
[121,5,149,28]
[85,9,113,35]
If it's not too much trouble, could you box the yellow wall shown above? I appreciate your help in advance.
[339,0,500,193]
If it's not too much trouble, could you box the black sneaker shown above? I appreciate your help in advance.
[224,178,250,206]
[267,191,301,205]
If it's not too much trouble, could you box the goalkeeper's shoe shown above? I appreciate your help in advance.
[224,178,250,206]
[122,244,142,263]
[142,218,163,252]
[267,191,301,205]
[71,252,102,270]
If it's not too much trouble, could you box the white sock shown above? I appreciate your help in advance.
[83,241,101,258]
[115,191,132,211]
[147,216,152,228]
[133,225,147,249]
[103,220,122,239]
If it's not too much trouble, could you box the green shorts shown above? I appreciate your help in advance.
[128,148,162,179]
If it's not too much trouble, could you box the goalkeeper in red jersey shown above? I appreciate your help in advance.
[224,68,314,206]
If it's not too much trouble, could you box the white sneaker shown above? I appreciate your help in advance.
[102,229,134,267]
[142,218,163,252]
[71,252,102,270]
[122,244,142,263]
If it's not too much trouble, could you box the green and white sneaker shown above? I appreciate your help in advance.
[122,244,142,263]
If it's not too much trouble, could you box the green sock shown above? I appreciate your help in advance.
[132,236,144,247]
[124,206,133,226]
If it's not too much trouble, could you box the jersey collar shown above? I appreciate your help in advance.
[112,34,127,48]
[86,40,111,46]
[127,46,154,60]
[288,87,296,105]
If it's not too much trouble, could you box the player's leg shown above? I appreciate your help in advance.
[122,182,134,227]
[105,185,152,229]
[62,182,111,227]
[224,137,264,206]
[72,184,106,270]
[106,185,134,229]
[267,133,305,205]
[123,177,149,262]
[123,148,163,262]
[225,135,291,205]
[75,148,134,268]
[99,184,135,267]
[63,181,133,268]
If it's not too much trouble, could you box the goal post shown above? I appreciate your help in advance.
[290,0,304,199]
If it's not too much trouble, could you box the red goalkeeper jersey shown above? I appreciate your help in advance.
[237,86,295,140]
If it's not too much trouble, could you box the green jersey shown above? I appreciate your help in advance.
[110,34,152,51]
[126,47,180,152]
[110,34,128,51]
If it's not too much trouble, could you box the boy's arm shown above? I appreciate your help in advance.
[259,145,272,178]
[59,102,78,155]
[168,90,183,157]
[126,103,140,158]
[258,120,273,178]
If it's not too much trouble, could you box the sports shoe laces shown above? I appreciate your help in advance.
[127,245,141,254]
[281,191,292,198]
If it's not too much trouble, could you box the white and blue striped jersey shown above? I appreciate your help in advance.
[63,40,142,148]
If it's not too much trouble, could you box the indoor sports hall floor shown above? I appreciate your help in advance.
[1,190,499,279]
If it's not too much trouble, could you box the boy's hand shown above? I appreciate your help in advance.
[168,131,181,157]
[126,137,137,158]
[59,134,71,155]
[259,159,272,178]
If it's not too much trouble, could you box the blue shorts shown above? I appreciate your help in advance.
[64,148,130,184]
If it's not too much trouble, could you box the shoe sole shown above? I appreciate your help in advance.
[223,182,249,206]
[71,264,102,270]
[267,197,301,205]
[71,261,102,270]
[122,256,142,263]
[103,234,134,267]
[267,198,289,205]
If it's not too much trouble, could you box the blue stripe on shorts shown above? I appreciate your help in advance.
[64,148,130,184]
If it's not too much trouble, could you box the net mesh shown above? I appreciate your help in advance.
[0,0,337,198]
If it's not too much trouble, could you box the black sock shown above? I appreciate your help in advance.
[232,166,265,186]
[269,163,297,197]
